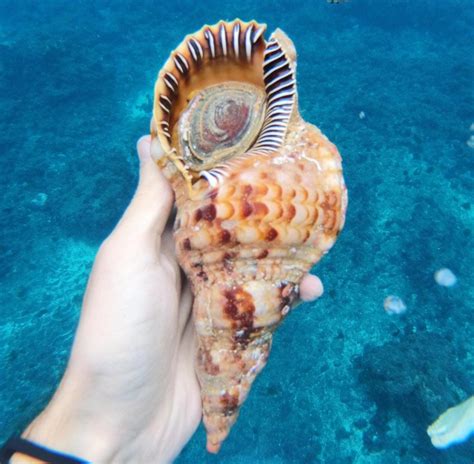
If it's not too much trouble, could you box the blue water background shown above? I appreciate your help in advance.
[1,0,473,462]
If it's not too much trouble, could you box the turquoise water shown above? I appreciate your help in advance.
[1,0,473,462]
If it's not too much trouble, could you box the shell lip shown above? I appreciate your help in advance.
[152,19,298,189]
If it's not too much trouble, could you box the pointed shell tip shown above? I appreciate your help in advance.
[206,439,222,454]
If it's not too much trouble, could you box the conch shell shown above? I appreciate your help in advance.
[151,19,347,453]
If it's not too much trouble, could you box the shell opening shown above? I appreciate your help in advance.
[152,20,297,188]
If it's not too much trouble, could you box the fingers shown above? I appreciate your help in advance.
[300,274,324,302]
[114,135,173,242]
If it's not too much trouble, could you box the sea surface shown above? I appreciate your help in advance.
[1,0,473,462]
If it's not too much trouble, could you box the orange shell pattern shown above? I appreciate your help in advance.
[151,19,348,453]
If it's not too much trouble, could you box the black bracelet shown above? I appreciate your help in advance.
[0,437,89,464]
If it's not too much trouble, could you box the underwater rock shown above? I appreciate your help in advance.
[31,192,48,207]
[383,295,407,315]
[434,268,457,287]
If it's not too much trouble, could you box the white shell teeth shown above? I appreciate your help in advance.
[250,37,295,154]
[188,37,203,62]
[245,25,254,62]
[204,28,216,58]
[232,22,241,59]
[173,53,189,75]
[163,72,178,93]
[219,23,228,56]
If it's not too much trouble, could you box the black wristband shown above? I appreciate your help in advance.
[0,437,89,464]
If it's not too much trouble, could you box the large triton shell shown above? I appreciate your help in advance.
[151,19,348,453]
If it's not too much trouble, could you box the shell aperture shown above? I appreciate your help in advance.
[151,19,348,453]
[151,20,298,189]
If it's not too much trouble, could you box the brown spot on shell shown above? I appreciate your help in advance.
[221,392,239,417]
[241,201,253,218]
[220,229,231,244]
[183,238,191,250]
[257,249,269,259]
[223,287,255,335]
[201,204,217,221]
[197,270,209,281]
[265,227,278,241]
[242,184,253,196]
[199,348,220,375]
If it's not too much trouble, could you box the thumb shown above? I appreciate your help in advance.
[115,135,173,240]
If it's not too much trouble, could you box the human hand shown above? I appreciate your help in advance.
[19,136,201,463]
[16,136,325,463]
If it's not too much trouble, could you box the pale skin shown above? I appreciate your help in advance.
[13,136,324,463]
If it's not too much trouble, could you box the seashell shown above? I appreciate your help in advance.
[151,19,348,453]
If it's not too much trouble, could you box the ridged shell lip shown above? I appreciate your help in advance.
[152,19,298,189]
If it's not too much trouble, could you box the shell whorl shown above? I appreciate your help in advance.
[152,20,298,189]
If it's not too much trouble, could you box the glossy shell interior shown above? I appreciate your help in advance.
[176,82,266,171]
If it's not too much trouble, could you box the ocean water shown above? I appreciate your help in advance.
[0,0,473,462]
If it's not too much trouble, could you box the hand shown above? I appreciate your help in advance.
[19,136,201,463]
[16,136,325,463]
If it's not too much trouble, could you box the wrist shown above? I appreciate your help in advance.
[14,369,119,463]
